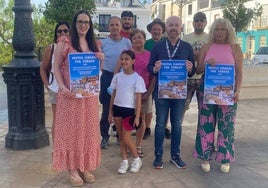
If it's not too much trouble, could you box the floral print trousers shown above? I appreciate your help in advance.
[193,80,237,164]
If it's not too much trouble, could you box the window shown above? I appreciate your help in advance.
[188,4,192,15]
[198,0,209,9]
[211,0,225,8]
[260,36,267,46]
[99,14,111,32]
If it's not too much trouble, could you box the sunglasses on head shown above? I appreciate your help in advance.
[194,19,205,23]
[57,29,69,34]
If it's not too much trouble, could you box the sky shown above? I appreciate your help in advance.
[32,0,46,5]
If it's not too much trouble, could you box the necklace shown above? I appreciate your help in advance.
[166,39,180,60]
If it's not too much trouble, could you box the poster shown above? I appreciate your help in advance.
[68,52,100,98]
[204,64,235,105]
[158,60,187,99]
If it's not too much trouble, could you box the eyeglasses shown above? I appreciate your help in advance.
[76,20,90,26]
[57,29,69,34]
[194,19,205,23]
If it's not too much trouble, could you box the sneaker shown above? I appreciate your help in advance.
[129,158,142,173]
[165,128,171,139]
[111,124,117,137]
[201,161,210,172]
[170,154,187,169]
[153,156,163,169]
[131,130,136,136]
[143,128,151,139]
[116,137,120,145]
[117,160,129,174]
[101,139,109,149]
[220,163,230,173]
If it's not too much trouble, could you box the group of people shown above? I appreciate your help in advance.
[40,9,243,187]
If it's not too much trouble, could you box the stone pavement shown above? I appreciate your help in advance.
[0,99,268,188]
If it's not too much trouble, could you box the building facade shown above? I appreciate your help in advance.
[151,0,267,60]
[92,0,151,38]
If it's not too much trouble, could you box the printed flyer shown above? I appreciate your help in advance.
[158,60,187,99]
[68,52,100,98]
[204,64,235,105]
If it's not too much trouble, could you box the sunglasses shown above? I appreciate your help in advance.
[194,19,205,23]
[57,29,69,34]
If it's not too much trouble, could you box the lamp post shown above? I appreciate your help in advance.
[174,0,190,19]
[1,0,49,150]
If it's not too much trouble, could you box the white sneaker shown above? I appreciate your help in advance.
[117,160,129,174]
[220,163,230,173]
[129,158,142,173]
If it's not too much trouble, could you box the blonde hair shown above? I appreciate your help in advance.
[208,18,236,45]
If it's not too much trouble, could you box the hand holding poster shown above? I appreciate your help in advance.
[68,52,100,98]
[204,64,235,105]
[158,60,187,99]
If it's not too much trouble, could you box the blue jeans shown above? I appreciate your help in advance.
[99,71,113,140]
[154,98,186,158]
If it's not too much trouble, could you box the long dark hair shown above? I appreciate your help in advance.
[70,9,99,52]
[53,21,70,43]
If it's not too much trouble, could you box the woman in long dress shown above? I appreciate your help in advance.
[53,10,104,186]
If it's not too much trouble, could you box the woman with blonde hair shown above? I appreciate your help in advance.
[193,18,243,173]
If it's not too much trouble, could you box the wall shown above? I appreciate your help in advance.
[240,66,268,99]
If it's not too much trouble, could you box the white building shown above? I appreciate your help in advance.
[92,0,152,38]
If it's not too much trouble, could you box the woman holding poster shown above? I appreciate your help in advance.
[53,10,104,186]
[193,18,243,173]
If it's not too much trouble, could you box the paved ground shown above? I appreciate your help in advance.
[0,98,268,188]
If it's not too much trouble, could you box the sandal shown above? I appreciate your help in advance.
[79,171,95,183]
[136,146,144,158]
[69,170,84,187]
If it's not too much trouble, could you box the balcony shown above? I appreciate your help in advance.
[94,0,145,8]
[253,17,268,30]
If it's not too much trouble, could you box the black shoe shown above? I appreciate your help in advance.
[165,128,171,139]
[170,154,186,169]
[143,128,151,139]
[101,138,109,149]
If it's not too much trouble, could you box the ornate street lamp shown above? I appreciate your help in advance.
[1,0,49,150]
[174,0,191,19]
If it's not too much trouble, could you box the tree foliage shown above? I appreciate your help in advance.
[43,0,96,24]
[0,0,14,68]
[222,0,262,33]
[32,3,55,61]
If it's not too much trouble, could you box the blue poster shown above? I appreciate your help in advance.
[68,52,100,98]
[204,64,235,105]
[158,60,187,99]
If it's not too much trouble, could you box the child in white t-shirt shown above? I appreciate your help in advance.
[108,50,147,174]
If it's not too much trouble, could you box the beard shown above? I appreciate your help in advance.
[195,28,204,34]
[122,24,132,30]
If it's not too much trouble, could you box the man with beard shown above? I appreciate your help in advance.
[147,16,195,169]
[182,12,208,114]
[120,10,134,39]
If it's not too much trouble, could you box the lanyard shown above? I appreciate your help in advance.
[166,39,180,60]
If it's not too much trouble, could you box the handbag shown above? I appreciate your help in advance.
[46,44,54,84]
